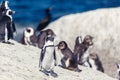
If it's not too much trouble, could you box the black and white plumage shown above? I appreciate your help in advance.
[87,53,104,72]
[0,0,16,43]
[39,34,58,77]
[21,27,37,46]
[36,7,52,31]
[0,9,15,43]
[0,0,10,12]
[0,0,10,20]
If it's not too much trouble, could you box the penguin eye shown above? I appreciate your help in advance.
[26,29,31,33]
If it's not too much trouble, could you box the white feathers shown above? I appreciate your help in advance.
[24,27,34,45]
[5,9,13,21]
[78,36,82,44]
[41,36,56,71]
[4,24,8,42]
[4,1,9,10]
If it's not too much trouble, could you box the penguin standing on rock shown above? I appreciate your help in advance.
[21,27,37,46]
[87,53,104,72]
[0,0,16,43]
[0,9,15,43]
[39,30,58,77]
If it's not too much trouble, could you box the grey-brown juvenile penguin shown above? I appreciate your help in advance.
[57,41,81,72]
[74,35,93,65]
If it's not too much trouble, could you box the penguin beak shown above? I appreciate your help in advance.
[12,11,16,14]
[9,10,15,15]
[53,34,56,37]
[55,44,61,50]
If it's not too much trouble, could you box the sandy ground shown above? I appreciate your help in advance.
[0,40,116,80]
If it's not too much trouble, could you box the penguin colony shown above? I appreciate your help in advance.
[0,0,107,78]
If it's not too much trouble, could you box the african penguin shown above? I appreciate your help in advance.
[73,35,94,65]
[87,53,104,72]
[0,9,15,43]
[57,41,81,72]
[0,0,16,43]
[21,27,37,46]
[39,33,58,77]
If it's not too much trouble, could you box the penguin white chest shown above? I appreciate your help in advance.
[41,40,55,70]
[89,58,97,70]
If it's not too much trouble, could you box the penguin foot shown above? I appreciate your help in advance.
[50,70,58,78]
[58,65,66,69]
[2,41,14,45]
[40,69,50,76]
[74,68,82,72]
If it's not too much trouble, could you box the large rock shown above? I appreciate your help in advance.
[47,7,120,78]
[0,40,116,80]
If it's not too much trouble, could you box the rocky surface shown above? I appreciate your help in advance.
[0,40,116,80]
[47,7,120,78]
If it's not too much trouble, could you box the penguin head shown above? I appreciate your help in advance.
[89,53,98,60]
[46,29,56,37]
[83,35,94,46]
[57,41,68,50]
[24,27,34,37]
[4,9,15,16]
[1,0,9,10]
[8,10,15,15]
[46,34,55,42]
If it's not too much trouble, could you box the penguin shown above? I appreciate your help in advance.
[0,0,16,43]
[57,41,81,72]
[73,35,104,72]
[87,53,104,72]
[36,7,52,31]
[0,9,15,43]
[73,35,94,65]
[21,27,37,46]
[39,33,58,77]
[5,9,16,40]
